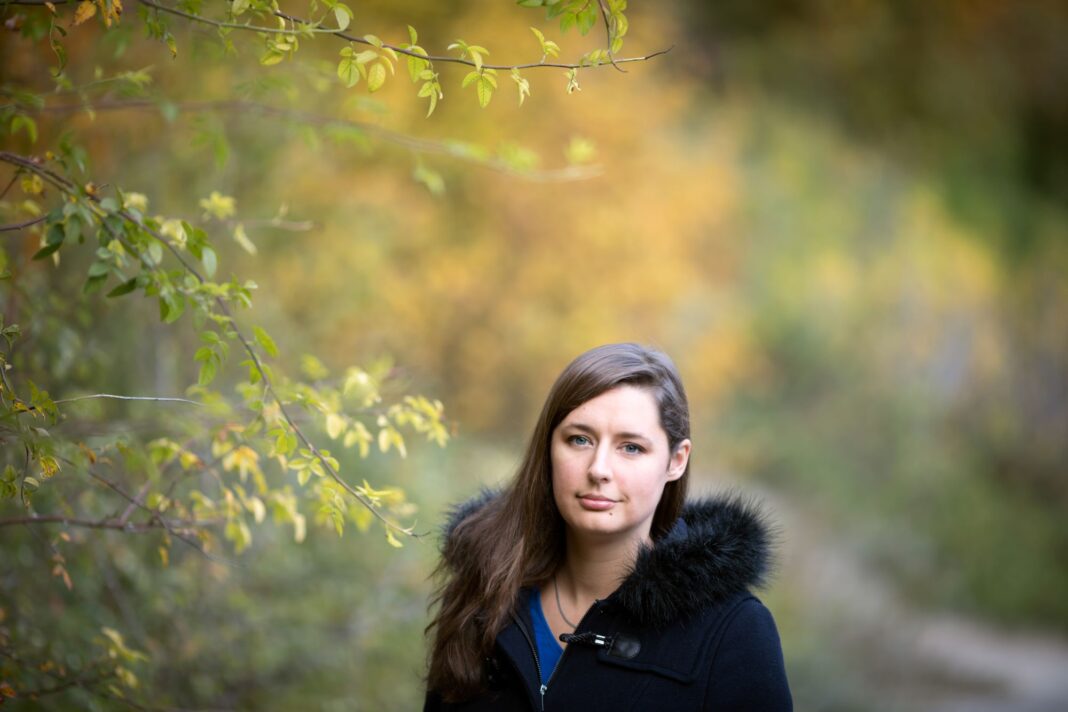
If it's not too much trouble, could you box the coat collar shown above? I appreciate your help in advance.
[613,494,775,627]
[442,490,776,629]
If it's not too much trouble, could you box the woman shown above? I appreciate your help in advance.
[425,343,792,710]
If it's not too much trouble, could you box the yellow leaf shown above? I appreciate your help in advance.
[39,455,60,479]
[351,503,372,532]
[222,446,260,483]
[232,223,257,255]
[97,0,122,27]
[325,413,345,440]
[21,174,44,195]
[198,191,235,220]
[248,497,266,523]
[72,1,96,26]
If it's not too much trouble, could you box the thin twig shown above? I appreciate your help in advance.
[0,172,19,201]
[597,0,625,73]
[224,217,314,231]
[84,467,236,566]
[137,0,344,35]
[0,215,47,232]
[54,393,204,406]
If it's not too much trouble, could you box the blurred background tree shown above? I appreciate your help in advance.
[2,0,1067,710]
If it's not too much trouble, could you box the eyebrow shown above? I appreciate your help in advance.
[562,422,653,443]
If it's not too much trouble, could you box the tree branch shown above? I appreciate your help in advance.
[83,467,235,565]
[135,0,670,71]
[0,514,214,531]
[0,215,46,232]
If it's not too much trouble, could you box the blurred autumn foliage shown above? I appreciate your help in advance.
[2,0,1067,709]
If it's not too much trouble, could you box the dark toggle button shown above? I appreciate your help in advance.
[608,633,641,660]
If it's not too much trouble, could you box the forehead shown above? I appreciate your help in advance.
[557,385,663,436]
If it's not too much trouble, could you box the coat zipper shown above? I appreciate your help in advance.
[510,611,546,711]
[510,607,592,711]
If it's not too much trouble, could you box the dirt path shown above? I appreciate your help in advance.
[764,489,1068,711]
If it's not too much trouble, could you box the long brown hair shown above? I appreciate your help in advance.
[426,343,691,701]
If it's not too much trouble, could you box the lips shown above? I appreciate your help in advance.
[578,494,617,511]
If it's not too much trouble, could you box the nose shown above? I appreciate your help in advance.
[587,444,612,483]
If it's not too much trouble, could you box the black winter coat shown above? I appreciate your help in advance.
[425,493,793,711]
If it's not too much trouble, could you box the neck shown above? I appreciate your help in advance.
[557,530,648,604]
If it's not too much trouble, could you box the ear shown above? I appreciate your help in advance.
[666,439,691,482]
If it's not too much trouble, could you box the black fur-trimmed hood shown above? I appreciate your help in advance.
[442,491,776,629]
[614,494,775,627]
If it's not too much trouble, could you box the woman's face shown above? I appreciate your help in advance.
[550,385,691,546]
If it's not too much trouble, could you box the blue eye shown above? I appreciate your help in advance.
[622,443,644,455]
[569,435,590,446]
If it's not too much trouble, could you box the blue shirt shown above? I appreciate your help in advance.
[527,589,563,686]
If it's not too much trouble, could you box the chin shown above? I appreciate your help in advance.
[564,512,638,538]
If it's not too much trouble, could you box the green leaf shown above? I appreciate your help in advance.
[354,49,378,65]
[408,54,428,82]
[408,25,418,45]
[147,241,164,265]
[427,87,439,117]
[367,62,386,92]
[201,246,217,277]
[160,293,185,323]
[577,5,597,34]
[241,358,261,384]
[476,75,494,107]
[197,356,217,386]
[106,277,139,298]
[83,273,107,294]
[261,50,285,66]
[338,57,359,87]
[333,4,351,31]
[32,242,62,260]
[46,222,65,246]
[10,115,38,144]
[253,326,279,358]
